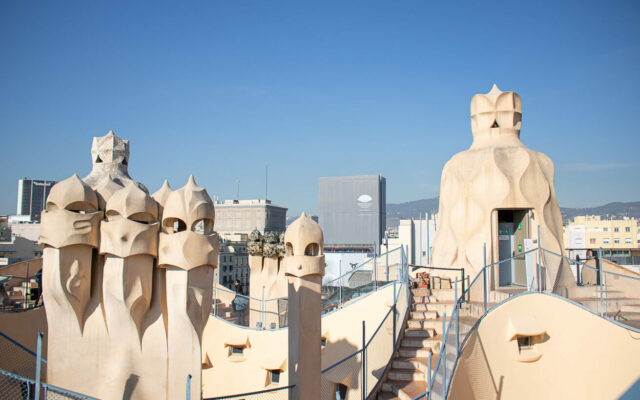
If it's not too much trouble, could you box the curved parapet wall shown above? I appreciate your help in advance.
[431,85,575,293]
[202,282,407,399]
[449,293,640,399]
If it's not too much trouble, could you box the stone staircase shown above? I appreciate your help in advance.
[378,281,458,400]
[377,279,510,400]
[373,272,640,400]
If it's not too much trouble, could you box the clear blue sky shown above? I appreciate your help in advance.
[1,0,639,216]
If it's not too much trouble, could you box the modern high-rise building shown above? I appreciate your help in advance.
[16,178,56,222]
[318,175,386,251]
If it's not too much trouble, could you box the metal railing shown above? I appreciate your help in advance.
[0,329,47,381]
[320,246,410,400]
[321,246,404,315]
[412,237,640,399]
[212,285,288,330]
[0,262,43,312]
[602,255,640,267]
[210,247,405,330]
[0,331,97,400]
[211,246,410,399]
[542,247,640,324]
[204,384,295,399]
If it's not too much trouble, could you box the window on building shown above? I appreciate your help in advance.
[589,238,596,244]
[227,344,246,360]
[335,384,348,400]
[614,239,620,244]
[267,369,281,385]
[603,238,610,244]
[614,227,619,233]
[603,227,609,232]
[626,238,632,244]
[625,227,631,232]
[517,336,533,352]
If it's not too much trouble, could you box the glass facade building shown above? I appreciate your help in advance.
[16,179,56,222]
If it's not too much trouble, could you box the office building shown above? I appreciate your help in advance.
[214,199,287,235]
[318,175,386,251]
[16,178,56,222]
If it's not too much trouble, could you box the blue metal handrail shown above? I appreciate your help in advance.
[0,330,47,363]
[323,246,403,287]
[413,244,640,400]
[211,246,406,330]
[204,384,295,400]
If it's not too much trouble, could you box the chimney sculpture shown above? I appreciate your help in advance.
[40,131,218,399]
[247,229,287,328]
[158,176,218,399]
[430,85,575,293]
[283,213,325,400]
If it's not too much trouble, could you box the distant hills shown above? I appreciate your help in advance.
[386,198,640,228]
[386,197,440,228]
[559,202,640,222]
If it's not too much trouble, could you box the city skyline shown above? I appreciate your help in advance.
[2,1,639,216]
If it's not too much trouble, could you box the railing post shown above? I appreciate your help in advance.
[427,351,432,400]
[213,271,218,316]
[374,250,378,291]
[404,245,409,307]
[339,260,343,308]
[385,245,389,282]
[35,331,43,400]
[483,243,487,313]
[186,374,191,400]
[599,247,604,317]
[25,262,30,307]
[576,255,582,286]
[442,311,447,400]
[461,268,465,304]
[455,277,459,357]
[362,320,366,400]
[604,267,608,317]
[537,225,542,292]
[261,286,265,329]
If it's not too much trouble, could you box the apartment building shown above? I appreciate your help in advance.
[563,215,640,265]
